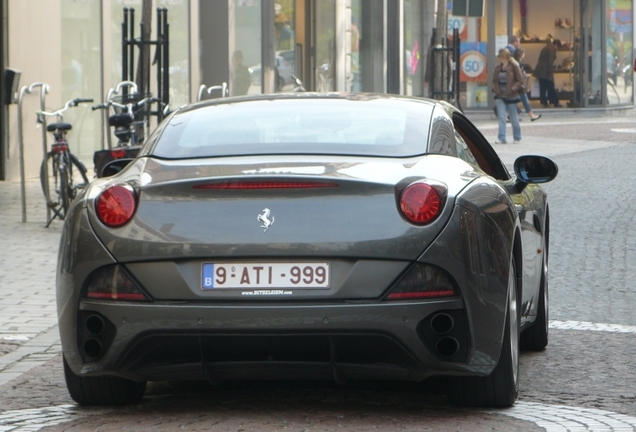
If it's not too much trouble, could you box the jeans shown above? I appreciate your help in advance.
[495,98,521,142]
[519,92,532,113]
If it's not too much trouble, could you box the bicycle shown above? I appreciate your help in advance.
[92,81,161,177]
[37,97,93,226]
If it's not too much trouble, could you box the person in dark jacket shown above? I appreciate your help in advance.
[534,38,562,107]
[491,48,525,144]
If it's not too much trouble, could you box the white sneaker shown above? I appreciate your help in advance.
[494,140,507,144]
[514,139,521,144]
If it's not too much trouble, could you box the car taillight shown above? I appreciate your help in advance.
[385,263,456,300]
[95,185,137,227]
[399,181,445,225]
[85,265,150,301]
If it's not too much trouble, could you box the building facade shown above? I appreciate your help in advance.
[0,0,633,181]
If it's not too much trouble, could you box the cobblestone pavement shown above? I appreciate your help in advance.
[1,113,636,430]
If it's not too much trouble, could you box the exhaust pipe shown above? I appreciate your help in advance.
[83,338,103,359]
[436,337,460,357]
[85,314,105,336]
[430,313,454,335]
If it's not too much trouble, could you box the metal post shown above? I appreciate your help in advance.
[453,28,462,111]
[17,82,49,223]
[16,86,29,223]
[162,9,170,116]
[197,84,207,102]
[30,83,50,223]
[129,8,136,93]
[122,8,129,82]
[105,87,116,149]
[156,7,163,121]
[430,30,436,100]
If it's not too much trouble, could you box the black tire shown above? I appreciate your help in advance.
[40,151,60,208]
[63,356,146,406]
[40,151,89,220]
[59,166,70,217]
[521,269,548,351]
[521,238,549,351]
[449,258,520,408]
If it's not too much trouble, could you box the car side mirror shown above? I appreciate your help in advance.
[513,155,558,191]
[101,158,135,177]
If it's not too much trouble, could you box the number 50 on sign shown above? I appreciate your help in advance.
[459,42,487,82]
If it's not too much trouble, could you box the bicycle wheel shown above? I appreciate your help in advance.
[40,151,63,212]
[40,151,90,220]
[66,152,90,196]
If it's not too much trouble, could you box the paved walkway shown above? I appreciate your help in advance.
[0,179,61,385]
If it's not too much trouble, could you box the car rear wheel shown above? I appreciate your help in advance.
[448,257,520,408]
[63,356,146,406]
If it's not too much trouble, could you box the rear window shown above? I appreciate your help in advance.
[150,97,434,159]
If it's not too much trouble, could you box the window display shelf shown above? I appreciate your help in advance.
[521,22,575,105]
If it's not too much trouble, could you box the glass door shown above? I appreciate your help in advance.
[274,1,296,92]
[313,0,337,91]
[606,0,633,105]
[293,0,336,91]
[575,0,603,106]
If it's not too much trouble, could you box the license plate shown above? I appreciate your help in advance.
[202,262,330,290]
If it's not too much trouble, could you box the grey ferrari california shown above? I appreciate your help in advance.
[57,93,557,408]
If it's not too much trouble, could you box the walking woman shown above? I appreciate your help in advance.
[513,48,541,121]
[492,48,525,144]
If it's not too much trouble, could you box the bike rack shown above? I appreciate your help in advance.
[197,83,229,102]
[16,82,49,223]
[121,7,169,122]
[429,28,462,111]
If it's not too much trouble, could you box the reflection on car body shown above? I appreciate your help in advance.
[57,93,557,408]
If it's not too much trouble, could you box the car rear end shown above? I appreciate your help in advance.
[57,95,509,385]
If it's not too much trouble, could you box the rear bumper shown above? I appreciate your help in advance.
[63,298,500,382]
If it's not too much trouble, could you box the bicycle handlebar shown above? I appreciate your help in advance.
[37,97,94,117]
[92,96,161,112]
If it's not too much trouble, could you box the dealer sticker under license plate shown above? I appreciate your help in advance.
[202,262,330,290]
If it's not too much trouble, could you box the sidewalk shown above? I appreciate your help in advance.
[0,178,62,385]
[468,114,629,167]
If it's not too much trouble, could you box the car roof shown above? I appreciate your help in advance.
[185,92,438,110]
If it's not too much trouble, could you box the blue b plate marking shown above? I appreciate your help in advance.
[202,263,215,289]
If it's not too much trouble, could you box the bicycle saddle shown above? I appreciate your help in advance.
[109,113,133,127]
[47,122,72,132]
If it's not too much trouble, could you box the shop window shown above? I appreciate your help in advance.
[62,0,101,162]
[404,0,424,96]
[453,13,488,109]
[606,0,633,106]
[230,1,262,96]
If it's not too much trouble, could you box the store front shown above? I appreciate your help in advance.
[3,0,633,182]
[457,0,634,110]
[201,0,428,97]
